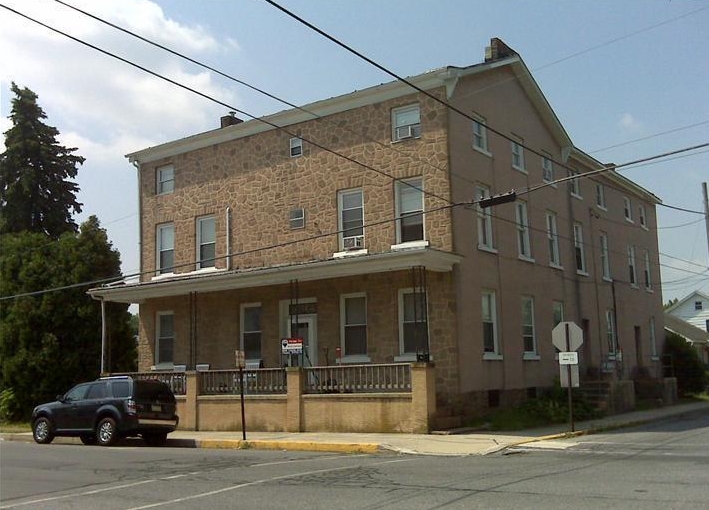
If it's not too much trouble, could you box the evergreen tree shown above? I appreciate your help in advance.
[0,83,84,238]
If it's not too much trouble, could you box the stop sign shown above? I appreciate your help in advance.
[552,321,583,351]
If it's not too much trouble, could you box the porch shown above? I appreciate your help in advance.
[125,362,436,433]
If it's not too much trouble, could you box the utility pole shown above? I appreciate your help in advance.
[702,182,709,268]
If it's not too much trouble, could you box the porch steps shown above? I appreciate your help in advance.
[576,380,612,412]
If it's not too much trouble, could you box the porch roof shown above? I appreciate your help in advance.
[88,247,462,304]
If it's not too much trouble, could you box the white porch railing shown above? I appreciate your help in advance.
[304,364,412,394]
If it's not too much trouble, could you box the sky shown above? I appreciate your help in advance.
[1,0,708,306]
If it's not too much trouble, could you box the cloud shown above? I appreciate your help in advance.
[618,112,643,133]
[0,0,242,281]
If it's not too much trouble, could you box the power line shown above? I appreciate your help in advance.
[589,119,709,154]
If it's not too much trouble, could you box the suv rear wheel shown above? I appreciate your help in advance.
[96,417,118,446]
[32,417,55,444]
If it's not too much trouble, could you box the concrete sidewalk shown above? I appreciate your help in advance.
[3,401,707,456]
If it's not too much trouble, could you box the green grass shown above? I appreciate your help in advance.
[0,421,31,433]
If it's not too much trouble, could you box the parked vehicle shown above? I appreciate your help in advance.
[31,376,179,446]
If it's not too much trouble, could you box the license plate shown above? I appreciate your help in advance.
[151,404,162,412]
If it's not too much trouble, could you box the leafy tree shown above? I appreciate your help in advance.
[663,298,679,309]
[662,331,707,396]
[0,83,84,238]
[0,218,136,420]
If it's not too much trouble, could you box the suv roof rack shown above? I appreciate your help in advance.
[98,375,131,380]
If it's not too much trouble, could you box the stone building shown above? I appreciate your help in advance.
[90,38,664,418]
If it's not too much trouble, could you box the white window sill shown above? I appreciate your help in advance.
[596,204,607,211]
[602,276,613,283]
[473,146,493,158]
[523,353,540,361]
[338,355,372,364]
[576,270,589,277]
[483,353,503,361]
[191,266,222,275]
[625,218,634,224]
[650,356,660,362]
[391,240,429,251]
[641,225,649,231]
[478,245,497,254]
[152,272,177,281]
[391,135,422,144]
[518,255,535,263]
[333,249,368,258]
[394,354,417,363]
[150,363,176,371]
[549,262,564,271]
[571,193,583,200]
[512,165,527,174]
[543,181,557,188]
[645,287,654,293]
[631,284,639,290]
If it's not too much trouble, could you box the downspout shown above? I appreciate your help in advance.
[132,160,143,281]
[226,207,232,270]
[100,297,106,374]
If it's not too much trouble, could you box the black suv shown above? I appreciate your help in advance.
[31,376,179,447]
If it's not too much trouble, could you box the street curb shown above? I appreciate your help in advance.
[0,433,381,455]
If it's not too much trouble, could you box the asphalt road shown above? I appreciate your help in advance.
[2,412,709,509]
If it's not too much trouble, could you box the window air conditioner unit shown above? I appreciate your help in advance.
[396,125,412,139]
[343,235,364,250]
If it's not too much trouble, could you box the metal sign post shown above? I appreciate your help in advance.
[235,350,246,440]
[552,321,583,433]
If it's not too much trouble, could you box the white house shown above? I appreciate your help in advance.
[666,291,709,333]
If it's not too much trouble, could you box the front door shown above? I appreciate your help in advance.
[285,316,317,367]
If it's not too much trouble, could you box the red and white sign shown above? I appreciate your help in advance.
[281,337,303,354]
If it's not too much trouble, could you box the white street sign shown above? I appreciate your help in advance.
[558,352,579,365]
[281,337,303,354]
[560,364,580,387]
[552,321,583,351]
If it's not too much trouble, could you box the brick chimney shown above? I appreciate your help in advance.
[484,38,518,62]
[220,111,243,128]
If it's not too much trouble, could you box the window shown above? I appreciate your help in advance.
[241,304,262,360]
[521,296,536,355]
[399,289,428,356]
[289,137,303,157]
[705,319,709,332]
[573,222,586,274]
[568,169,581,197]
[605,309,616,352]
[628,244,637,286]
[157,223,174,274]
[638,205,647,228]
[515,201,532,259]
[650,317,658,357]
[289,207,305,229]
[196,216,215,269]
[623,196,633,221]
[396,178,424,243]
[86,383,107,399]
[600,232,611,280]
[546,211,560,266]
[595,183,606,209]
[341,294,367,357]
[157,165,174,195]
[511,138,525,171]
[695,301,703,311]
[482,291,498,356]
[339,189,364,250]
[552,301,564,327]
[473,117,489,152]
[392,104,421,141]
[156,312,174,364]
[476,185,494,250]
[542,154,553,183]
[643,250,652,290]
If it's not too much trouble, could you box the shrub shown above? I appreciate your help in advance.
[663,331,707,396]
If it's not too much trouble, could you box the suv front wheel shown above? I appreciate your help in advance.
[32,417,55,444]
[96,417,118,446]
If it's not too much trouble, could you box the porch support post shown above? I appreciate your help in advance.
[285,367,303,432]
[410,362,436,433]
[181,371,198,431]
